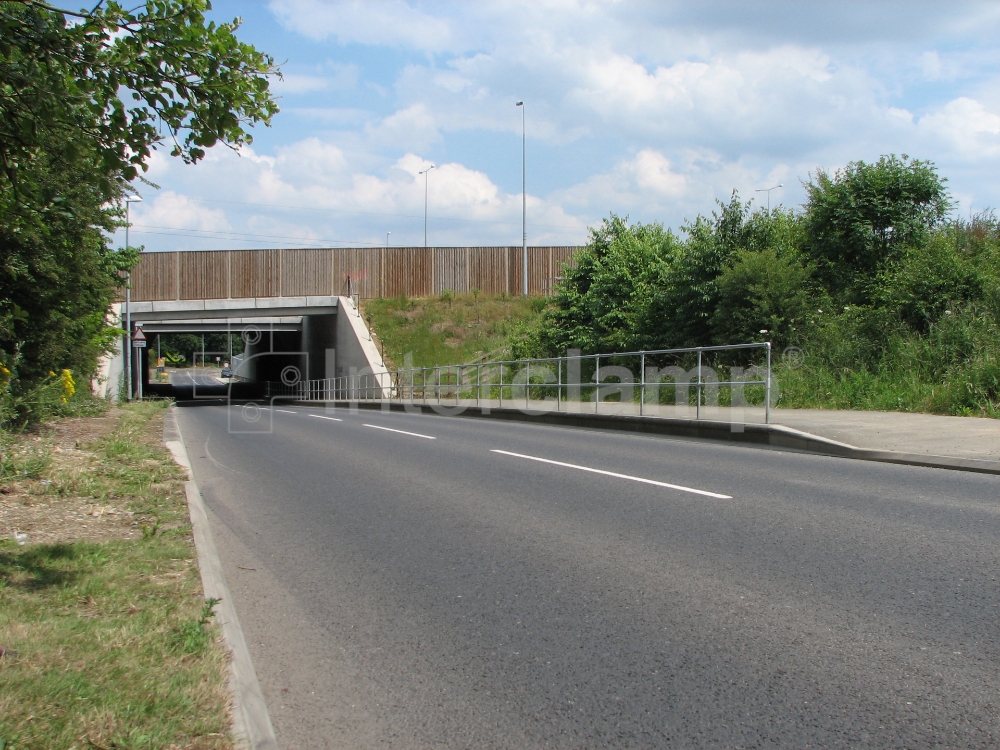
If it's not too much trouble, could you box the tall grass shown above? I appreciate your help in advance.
[363,292,546,369]
[776,303,1000,416]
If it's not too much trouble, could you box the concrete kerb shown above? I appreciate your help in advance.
[285,399,1000,476]
[163,406,279,750]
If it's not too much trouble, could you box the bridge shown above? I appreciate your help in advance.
[105,245,579,399]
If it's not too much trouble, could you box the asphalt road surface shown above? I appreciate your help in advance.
[176,402,1000,749]
[169,367,227,388]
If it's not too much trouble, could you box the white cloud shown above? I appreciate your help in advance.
[125,139,586,251]
[918,97,1000,157]
[364,103,441,150]
[131,191,230,232]
[269,0,452,51]
[276,73,331,94]
[125,2,1000,251]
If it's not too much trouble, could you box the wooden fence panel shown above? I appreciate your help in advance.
[280,249,333,297]
[230,249,279,297]
[130,246,582,302]
[131,251,177,300]
[469,247,508,296]
[433,247,467,294]
[179,251,228,300]
[383,248,431,298]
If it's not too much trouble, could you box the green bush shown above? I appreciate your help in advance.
[711,247,815,349]
[512,155,1000,417]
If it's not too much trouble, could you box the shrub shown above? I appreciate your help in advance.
[711,247,815,348]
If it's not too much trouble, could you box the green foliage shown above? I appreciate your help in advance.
[173,598,221,655]
[649,197,805,348]
[363,293,545,368]
[510,155,999,417]
[711,247,815,348]
[0,1,278,187]
[804,154,950,302]
[0,369,108,428]
[531,200,805,356]
[0,1,277,416]
[532,214,679,355]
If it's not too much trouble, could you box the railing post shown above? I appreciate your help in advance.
[696,349,702,420]
[765,342,772,425]
[477,364,481,407]
[595,353,600,414]
[639,352,645,417]
[525,360,530,409]
[437,366,441,404]
[499,363,504,409]
[557,357,562,412]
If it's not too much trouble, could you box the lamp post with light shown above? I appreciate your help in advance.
[516,100,527,296]
[755,183,783,212]
[123,195,142,401]
[419,165,435,248]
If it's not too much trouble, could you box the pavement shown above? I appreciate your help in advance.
[176,401,1000,749]
[769,408,1000,462]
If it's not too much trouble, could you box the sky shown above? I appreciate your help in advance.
[118,0,1000,252]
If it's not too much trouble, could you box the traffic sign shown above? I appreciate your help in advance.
[132,326,146,342]
[133,339,146,348]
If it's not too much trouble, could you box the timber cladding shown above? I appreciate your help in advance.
[129,246,580,301]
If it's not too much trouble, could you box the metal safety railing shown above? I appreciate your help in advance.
[265,342,774,423]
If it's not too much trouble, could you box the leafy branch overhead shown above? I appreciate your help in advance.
[0,1,279,421]
[0,0,279,185]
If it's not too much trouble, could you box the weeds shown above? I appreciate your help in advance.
[0,402,234,750]
[0,435,51,480]
[363,292,546,368]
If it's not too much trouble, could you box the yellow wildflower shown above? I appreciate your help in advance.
[60,369,75,401]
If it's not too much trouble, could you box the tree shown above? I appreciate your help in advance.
[0,1,278,187]
[0,1,278,417]
[643,194,802,348]
[530,215,679,356]
[710,247,815,348]
[803,154,950,302]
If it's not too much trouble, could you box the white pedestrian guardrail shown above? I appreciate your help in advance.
[265,342,776,425]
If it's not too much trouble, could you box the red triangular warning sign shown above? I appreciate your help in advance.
[132,327,146,342]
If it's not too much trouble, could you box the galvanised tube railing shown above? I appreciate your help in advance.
[264,342,774,423]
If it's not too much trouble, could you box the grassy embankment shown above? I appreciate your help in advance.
[361,292,546,370]
[362,292,999,417]
[0,401,234,750]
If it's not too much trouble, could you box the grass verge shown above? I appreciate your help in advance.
[362,292,546,369]
[0,401,234,750]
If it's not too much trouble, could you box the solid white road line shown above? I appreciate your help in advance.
[490,449,732,499]
[363,424,436,440]
[275,409,297,414]
[309,414,343,422]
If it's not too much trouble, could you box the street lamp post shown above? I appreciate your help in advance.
[516,101,526,296]
[123,195,142,401]
[419,165,435,248]
[386,231,391,248]
[755,183,783,212]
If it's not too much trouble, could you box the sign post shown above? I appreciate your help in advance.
[132,326,146,401]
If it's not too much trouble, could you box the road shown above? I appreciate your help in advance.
[176,402,1000,749]
[169,367,227,388]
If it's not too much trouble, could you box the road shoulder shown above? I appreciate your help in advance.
[164,405,279,750]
